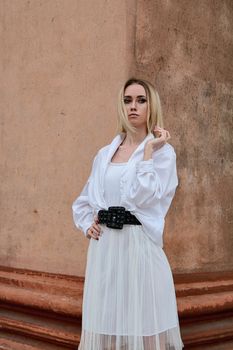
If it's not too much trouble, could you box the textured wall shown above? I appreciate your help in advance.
[1,0,232,277]
[0,0,135,276]
[134,0,233,272]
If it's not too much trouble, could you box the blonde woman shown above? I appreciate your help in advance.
[72,78,184,350]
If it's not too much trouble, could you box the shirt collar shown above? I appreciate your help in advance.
[106,132,154,164]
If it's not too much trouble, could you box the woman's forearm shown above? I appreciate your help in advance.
[143,145,153,161]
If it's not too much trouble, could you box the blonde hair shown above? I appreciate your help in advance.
[117,78,164,134]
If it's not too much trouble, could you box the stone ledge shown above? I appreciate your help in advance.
[0,331,67,350]
[0,266,232,349]
[0,283,81,318]
[0,266,81,349]
[0,316,79,346]
[0,266,82,317]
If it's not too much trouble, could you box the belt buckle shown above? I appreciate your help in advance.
[107,206,126,229]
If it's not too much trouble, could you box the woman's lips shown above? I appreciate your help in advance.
[129,113,139,117]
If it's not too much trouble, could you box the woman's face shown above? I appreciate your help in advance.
[123,83,148,130]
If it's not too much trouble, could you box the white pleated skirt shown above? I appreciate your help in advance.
[78,224,184,350]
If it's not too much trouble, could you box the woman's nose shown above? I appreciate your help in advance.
[130,99,137,109]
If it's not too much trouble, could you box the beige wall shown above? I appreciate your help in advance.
[135,0,233,273]
[0,0,232,277]
[0,0,135,276]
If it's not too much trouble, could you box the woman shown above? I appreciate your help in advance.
[72,78,184,350]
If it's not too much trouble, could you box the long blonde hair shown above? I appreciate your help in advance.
[117,78,164,134]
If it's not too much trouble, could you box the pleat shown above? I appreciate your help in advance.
[79,327,183,350]
[79,225,184,350]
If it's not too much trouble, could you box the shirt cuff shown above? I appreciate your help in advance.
[135,159,154,173]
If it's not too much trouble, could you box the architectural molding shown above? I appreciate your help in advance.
[0,266,232,349]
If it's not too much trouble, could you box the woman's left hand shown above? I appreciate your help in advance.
[143,126,171,159]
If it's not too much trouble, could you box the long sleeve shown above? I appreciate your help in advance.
[72,154,98,236]
[128,147,178,209]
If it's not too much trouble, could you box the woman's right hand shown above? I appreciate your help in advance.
[86,215,102,240]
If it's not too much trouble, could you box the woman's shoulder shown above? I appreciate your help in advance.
[96,144,110,157]
[96,133,123,156]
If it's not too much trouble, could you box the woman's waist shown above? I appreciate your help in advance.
[97,206,141,230]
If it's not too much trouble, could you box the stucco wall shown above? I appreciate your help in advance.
[0,0,232,276]
[135,0,233,272]
[0,0,135,276]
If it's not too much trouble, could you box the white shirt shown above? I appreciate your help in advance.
[72,132,178,248]
[104,162,127,206]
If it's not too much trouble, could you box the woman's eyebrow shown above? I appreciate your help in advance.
[124,95,147,98]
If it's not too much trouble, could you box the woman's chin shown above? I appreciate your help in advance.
[128,120,145,127]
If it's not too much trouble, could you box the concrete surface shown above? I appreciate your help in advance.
[0,0,232,276]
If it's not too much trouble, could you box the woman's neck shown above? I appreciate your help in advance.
[122,130,148,146]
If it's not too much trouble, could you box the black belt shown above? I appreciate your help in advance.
[97,206,141,229]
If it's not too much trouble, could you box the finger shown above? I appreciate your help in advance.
[91,227,100,237]
[88,226,98,236]
[93,223,101,232]
[88,229,99,240]
[155,127,166,133]
[161,131,169,143]
[93,225,102,237]
[154,128,162,135]
[159,130,167,140]
[91,234,99,240]
[154,127,162,137]
[154,131,161,138]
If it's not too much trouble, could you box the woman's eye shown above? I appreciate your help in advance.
[123,97,147,104]
[138,98,147,104]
